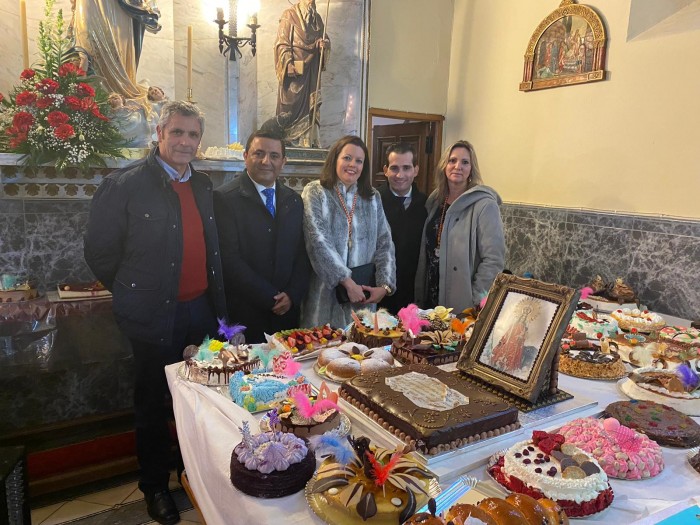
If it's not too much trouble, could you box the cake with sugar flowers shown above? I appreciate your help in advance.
[229,421,315,498]
[488,430,614,518]
[559,417,664,480]
[307,434,434,523]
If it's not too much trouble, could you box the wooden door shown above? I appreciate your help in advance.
[371,121,438,195]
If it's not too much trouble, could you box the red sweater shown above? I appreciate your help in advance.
[171,181,207,301]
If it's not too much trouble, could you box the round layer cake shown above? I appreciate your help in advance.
[619,367,700,416]
[230,431,315,498]
[558,417,663,480]
[569,310,619,339]
[272,397,340,438]
[488,432,613,518]
[317,343,394,381]
[610,308,665,333]
[559,348,627,380]
[604,400,700,448]
[659,325,700,346]
[183,343,258,386]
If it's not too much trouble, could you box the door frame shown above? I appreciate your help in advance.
[367,108,445,192]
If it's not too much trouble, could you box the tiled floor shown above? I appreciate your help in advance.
[31,472,202,525]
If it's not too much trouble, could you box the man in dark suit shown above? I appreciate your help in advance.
[378,143,428,313]
[214,131,310,342]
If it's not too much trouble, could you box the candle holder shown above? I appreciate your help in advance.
[215,18,259,61]
[186,88,194,104]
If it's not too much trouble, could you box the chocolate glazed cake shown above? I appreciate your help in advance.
[340,364,520,455]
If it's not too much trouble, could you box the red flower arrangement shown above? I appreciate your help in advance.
[0,0,124,172]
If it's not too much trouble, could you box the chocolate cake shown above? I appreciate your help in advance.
[690,450,700,474]
[339,364,520,455]
[391,331,464,366]
[604,400,700,448]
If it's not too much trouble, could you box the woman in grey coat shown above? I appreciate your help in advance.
[302,136,396,328]
[415,140,505,312]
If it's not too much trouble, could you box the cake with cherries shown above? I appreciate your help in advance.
[558,417,664,480]
[307,435,434,524]
[406,494,569,525]
[558,344,627,380]
[274,325,345,357]
[488,430,614,518]
[619,366,700,416]
[604,400,700,448]
[339,364,520,455]
[317,343,394,381]
[229,422,315,498]
[347,309,404,348]
[610,308,665,333]
[568,310,619,339]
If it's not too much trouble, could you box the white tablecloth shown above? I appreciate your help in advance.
[166,351,700,525]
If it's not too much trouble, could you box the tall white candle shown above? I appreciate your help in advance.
[187,26,193,92]
[20,0,29,69]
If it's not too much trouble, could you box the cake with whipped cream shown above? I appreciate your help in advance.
[610,308,665,333]
[229,362,312,413]
[559,417,664,480]
[183,338,258,386]
[568,310,619,340]
[558,343,627,380]
[229,421,315,498]
[619,365,700,416]
[488,430,614,517]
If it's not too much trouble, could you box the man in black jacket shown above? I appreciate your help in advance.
[84,101,225,525]
[378,143,428,313]
[214,130,310,343]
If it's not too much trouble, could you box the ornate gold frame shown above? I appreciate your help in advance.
[520,0,607,92]
[457,274,580,403]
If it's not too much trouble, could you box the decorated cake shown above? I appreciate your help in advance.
[307,435,434,523]
[0,277,38,303]
[610,308,665,333]
[659,325,700,346]
[347,308,404,348]
[604,400,700,448]
[608,332,699,370]
[317,343,394,382]
[558,417,664,480]
[183,339,258,386]
[619,365,700,416]
[568,310,619,340]
[690,449,700,474]
[204,143,244,160]
[275,324,344,357]
[558,344,627,380]
[56,280,110,299]
[488,430,614,518]
[390,304,467,366]
[228,352,312,412]
[339,363,520,455]
[406,494,569,525]
[229,421,315,498]
[268,382,341,438]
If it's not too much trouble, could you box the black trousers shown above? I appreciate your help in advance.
[129,294,217,495]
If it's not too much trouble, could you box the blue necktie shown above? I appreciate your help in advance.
[262,187,275,217]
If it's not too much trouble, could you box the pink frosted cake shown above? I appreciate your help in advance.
[559,417,664,480]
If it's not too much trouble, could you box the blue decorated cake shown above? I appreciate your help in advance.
[228,371,311,413]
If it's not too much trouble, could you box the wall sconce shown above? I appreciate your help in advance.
[215,2,259,61]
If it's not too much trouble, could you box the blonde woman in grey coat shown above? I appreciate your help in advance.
[301,136,396,328]
[415,140,505,312]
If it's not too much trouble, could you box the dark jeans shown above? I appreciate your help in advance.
[130,294,217,495]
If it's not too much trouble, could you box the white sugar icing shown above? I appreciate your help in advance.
[502,440,608,503]
[235,431,308,474]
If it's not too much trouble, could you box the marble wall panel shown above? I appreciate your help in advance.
[501,203,700,320]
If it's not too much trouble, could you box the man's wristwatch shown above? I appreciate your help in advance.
[380,284,393,296]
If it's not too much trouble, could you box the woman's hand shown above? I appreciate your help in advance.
[361,285,387,304]
[341,278,366,304]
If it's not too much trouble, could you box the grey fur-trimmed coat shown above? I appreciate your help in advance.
[301,180,396,328]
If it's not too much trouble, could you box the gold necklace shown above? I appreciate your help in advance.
[335,186,359,249]
[435,196,449,257]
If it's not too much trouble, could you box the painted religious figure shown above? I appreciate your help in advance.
[273,0,330,147]
[479,293,558,381]
[534,16,593,80]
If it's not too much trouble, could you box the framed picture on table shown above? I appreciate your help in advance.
[520,0,608,92]
[457,273,580,403]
